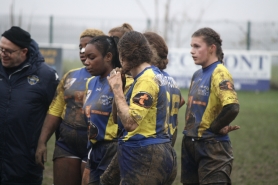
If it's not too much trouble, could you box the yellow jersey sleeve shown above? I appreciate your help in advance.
[211,64,239,106]
[129,77,159,125]
[47,72,69,117]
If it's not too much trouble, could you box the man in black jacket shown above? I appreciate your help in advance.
[0,26,59,185]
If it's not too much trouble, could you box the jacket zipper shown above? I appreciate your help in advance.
[8,64,30,79]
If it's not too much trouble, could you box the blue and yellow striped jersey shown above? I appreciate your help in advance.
[119,66,171,147]
[83,75,134,144]
[183,61,239,140]
[83,76,116,144]
[48,67,91,128]
[161,71,182,140]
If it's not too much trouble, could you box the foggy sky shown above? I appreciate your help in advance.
[1,0,278,23]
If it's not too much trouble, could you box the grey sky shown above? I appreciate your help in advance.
[1,0,278,22]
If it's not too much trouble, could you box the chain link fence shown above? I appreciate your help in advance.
[1,14,278,65]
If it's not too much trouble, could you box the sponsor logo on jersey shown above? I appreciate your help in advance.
[219,80,234,90]
[132,91,153,108]
[27,75,39,85]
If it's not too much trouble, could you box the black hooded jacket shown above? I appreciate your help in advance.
[0,40,59,184]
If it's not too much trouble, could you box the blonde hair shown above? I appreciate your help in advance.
[80,28,105,38]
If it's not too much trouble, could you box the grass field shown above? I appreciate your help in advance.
[172,89,278,185]
[42,62,278,185]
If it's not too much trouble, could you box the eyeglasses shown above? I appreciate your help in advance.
[0,47,19,56]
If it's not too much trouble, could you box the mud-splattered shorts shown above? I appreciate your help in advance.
[88,141,118,185]
[100,153,120,185]
[118,142,177,185]
[181,135,233,185]
[53,122,89,162]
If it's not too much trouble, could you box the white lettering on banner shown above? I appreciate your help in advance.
[224,50,271,80]
[165,48,272,91]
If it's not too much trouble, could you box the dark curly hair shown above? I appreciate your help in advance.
[143,32,168,70]
[118,31,152,73]
[192,27,224,64]
[88,35,121,68]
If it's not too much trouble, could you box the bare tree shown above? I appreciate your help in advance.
[154,0,159,32]
[18,10,22,27]
[176,0,214,47]
[163,0,171,44]
[10,0,15,27]
[136,0,151,30]
[27,13,34,32]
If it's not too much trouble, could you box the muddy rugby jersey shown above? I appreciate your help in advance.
[83,75,133,144]
[161,70,182,141]
[48,67,91,128]
[118,66,171,147]
[183,61,239,140]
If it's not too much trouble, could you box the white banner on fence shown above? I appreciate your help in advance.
[166,48,272,91]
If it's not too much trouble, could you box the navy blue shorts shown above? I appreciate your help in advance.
[181,136,233,184]
[100,153,120,185]
[53,122,89,162]
[118,142,177,185]
[88,141,118,185]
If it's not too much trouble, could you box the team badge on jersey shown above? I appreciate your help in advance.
[132,91,153,108]
[219,80,234,90]
[88,121,99,139]
[99,95,113,105]
[27,75,39,85]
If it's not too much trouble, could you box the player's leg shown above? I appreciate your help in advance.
[54,157,83,185]
[82,160,90,185]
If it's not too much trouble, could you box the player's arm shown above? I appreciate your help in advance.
[210,103,239,134]
[179,96,185,108]
[107,71,138,132]
[35,114,61,169]
[111,68,126,124]
[209,67,240,135]
[35,73,67,169]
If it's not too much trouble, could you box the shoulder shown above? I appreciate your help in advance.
[214,63,229,72]
[68,67,85,73]
[85,76,97,88]
[212,63,232,78]
[36,63,59,82]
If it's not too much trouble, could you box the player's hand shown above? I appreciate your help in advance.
[35,143,47,169]
[112,67,126,90]
[107,68,123,92]
[219,125,240,135]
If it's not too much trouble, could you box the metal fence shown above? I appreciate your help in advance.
[1,14,278,62]
[1,14,277,90]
